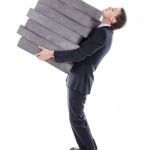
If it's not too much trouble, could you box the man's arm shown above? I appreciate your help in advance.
[35,28,106,62]
[54,28,106,63]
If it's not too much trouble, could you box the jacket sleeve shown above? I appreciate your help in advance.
[54,28,106,63]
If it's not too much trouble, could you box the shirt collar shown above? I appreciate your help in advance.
[97,23,111,28]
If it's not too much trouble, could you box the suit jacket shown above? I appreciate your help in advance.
[54,26,114,95]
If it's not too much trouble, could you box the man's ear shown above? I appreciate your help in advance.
[111,17,117,24]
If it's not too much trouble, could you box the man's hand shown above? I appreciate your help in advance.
[35,46,54,61]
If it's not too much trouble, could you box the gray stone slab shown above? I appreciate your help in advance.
[17,0,101,73]
[58,0,102,20]
[38,0,100,28]
[17,25,62,50]
[17,37,41,55]
[17,37,73,74]
[25,19,79,50]
[35,2,91,37]
[27,8,82,44]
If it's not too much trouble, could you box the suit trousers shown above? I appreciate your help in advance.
[67,88,97,150]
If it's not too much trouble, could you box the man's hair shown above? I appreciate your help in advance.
[111,8,127,30]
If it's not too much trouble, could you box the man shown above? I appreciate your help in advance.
[35,7,127,150]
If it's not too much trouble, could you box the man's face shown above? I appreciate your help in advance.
[102,7,121,21]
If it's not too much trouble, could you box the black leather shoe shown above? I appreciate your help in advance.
[70,147,80,150]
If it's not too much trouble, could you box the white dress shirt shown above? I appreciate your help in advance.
[97,23,111,28]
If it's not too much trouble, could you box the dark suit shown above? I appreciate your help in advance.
[54,26,113,150]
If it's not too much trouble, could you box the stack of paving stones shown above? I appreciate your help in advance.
[17,0,102,74]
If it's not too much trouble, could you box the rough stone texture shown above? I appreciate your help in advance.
[25,19,79,50]
[38,0,100,28]
[35,2,92,37]
[58,0,102,20]
[27,8,82,44]
[17,25,62,50]
[17,37,73,74]
[17,0,101,73]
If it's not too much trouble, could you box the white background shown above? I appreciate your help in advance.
[0,0,150,150]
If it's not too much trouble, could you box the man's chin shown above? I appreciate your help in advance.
[102,9,106,14]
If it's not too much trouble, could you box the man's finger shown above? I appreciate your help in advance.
[35,53,40,56]
[38,56,44,61]
[38,45,45,50]
[35,51,43,56]
[36,55,42,60]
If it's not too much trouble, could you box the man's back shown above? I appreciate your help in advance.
[66,26,114,95]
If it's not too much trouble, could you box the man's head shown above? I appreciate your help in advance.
[102,7,127,30]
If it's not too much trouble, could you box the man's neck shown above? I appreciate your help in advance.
[101,18,111,26]
[101,21,111,26]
